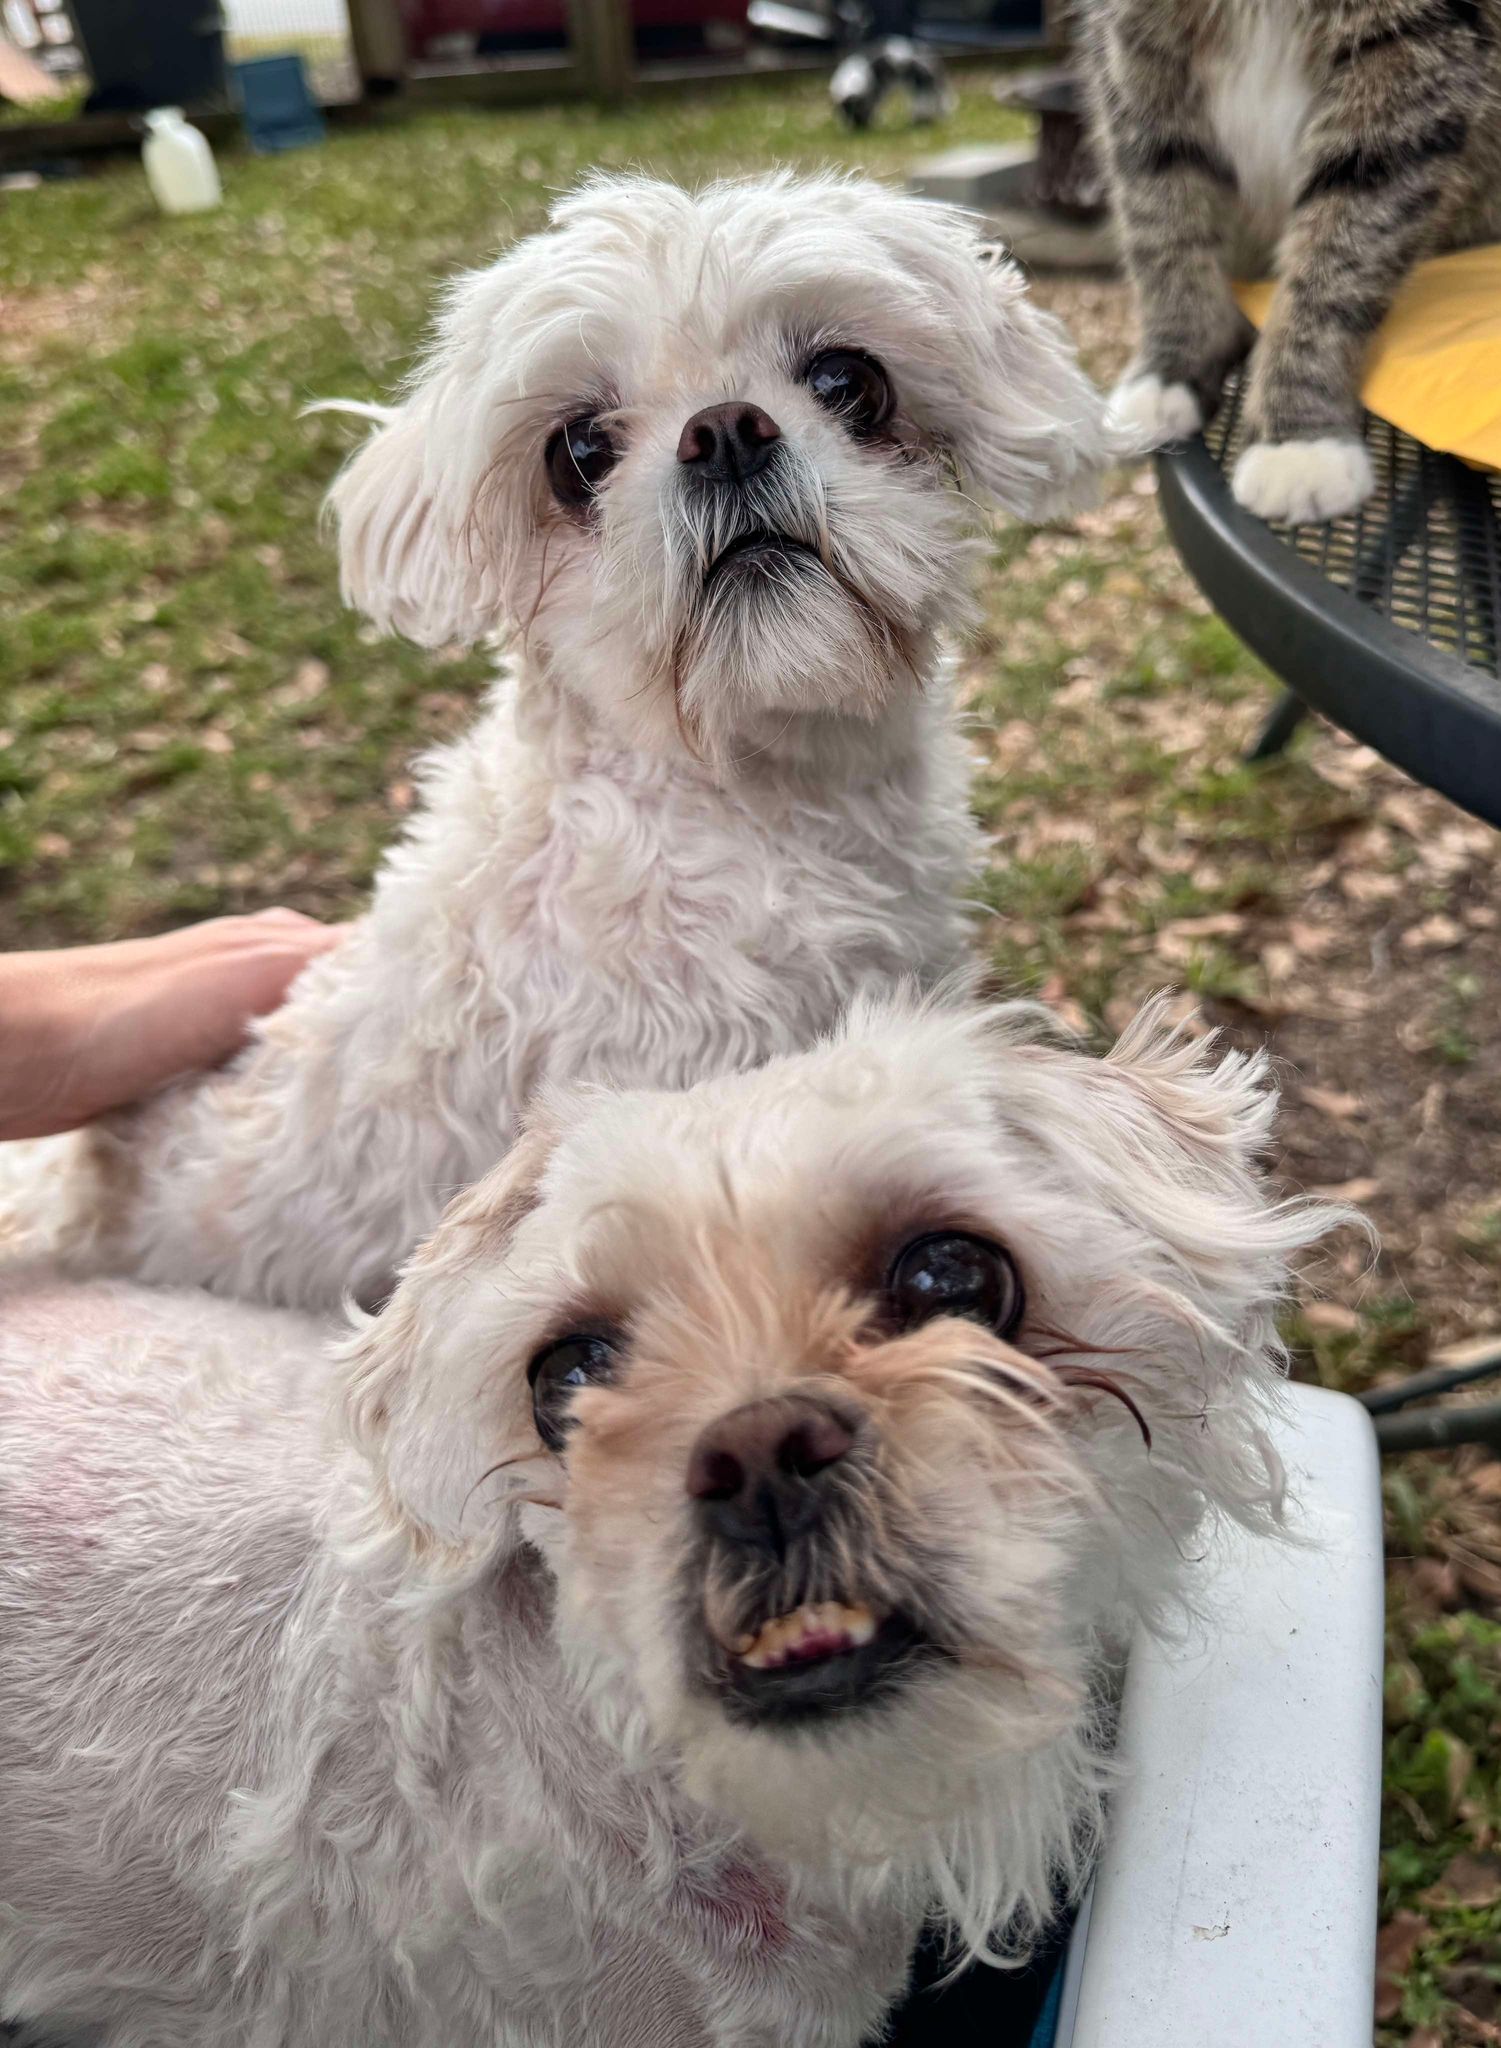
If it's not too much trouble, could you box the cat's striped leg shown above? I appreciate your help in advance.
[1233,0,1485,523]
[1089,9,1251,449]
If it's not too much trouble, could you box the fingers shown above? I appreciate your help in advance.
[0,910,346,1139]
[150,910,346,1037]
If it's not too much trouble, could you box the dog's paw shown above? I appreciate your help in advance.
[1231,437,1374,525]
[1106,373,1204,454]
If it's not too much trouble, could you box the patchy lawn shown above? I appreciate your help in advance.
[2,71,1499,2044]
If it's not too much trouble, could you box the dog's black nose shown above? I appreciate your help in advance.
[676,402,781,485]
[686,1394,857,1553]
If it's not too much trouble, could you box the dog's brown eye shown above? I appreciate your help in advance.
[804,349,893,437]
[887,1233,1024,1341]
[529,1332,619,1451]
[545,416,618,508]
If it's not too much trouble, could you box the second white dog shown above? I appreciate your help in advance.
[0,997,1334,2047]
[36,171,1116,1310]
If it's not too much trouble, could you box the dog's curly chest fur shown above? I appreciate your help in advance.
[59,669,976,1310]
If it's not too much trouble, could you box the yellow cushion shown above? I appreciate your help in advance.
[1235,245,1501,472]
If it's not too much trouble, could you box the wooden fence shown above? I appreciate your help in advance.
[0,0,826,166]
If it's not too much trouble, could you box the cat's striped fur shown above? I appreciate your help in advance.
[1081,0,1501,521]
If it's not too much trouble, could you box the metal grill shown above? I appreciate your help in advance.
[1205,369,1501,680]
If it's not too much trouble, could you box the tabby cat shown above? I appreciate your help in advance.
[1081,0,1501,523]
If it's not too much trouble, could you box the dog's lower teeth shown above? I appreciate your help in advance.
[734,1601,878,1671]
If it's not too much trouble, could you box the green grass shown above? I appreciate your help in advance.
[3,71,1497,2041]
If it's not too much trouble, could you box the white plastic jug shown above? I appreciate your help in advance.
[142,108,222,216]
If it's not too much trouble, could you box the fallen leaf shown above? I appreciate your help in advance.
[1149,929,1201,967]
[1261,941,1298,983]
[1446,1742,1479,1817]
[1301,1302,1361,1336]
[1381,792,1432,839]
[1400,914,1466,954]
[1300,1086,1365,1122]
[1162,912,1246,939]
[1424,1855,1501,1911]
[292,658,330,699]
[1213,984,1294,1022]
[1310,1176,1382,1204]
[1446,1961,1501,2025]
[1103,994,1139,1036]
[1434,1336,1501,1370]
[1385,1657,1424,1723]
[1322,983,1375,1017]
[1467,1464,1501,1502]
[1340,869,1403,903]
[1457,1556,1501,1606]
[1408,1558,1464,1610]
[1375,1911,1431,2022]
[1312,747,1381,792]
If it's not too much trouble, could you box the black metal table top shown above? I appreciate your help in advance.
[1156,371,1501,830]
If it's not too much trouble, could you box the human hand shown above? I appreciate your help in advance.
[0,908,342,1141]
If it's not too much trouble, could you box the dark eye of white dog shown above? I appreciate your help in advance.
[528,1332,619,1451]
[887,1233,1024,1340]
[545,416,618,508]
[804,349,894,437]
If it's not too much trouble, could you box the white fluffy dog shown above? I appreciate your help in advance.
[27,171,1117,1312]
[0,997,1334,2048]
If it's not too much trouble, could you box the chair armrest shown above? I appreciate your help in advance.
[1056,1383,1384,2048]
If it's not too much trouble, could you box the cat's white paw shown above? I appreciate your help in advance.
[1107,373,1204,453]
[1231,437,1374,524]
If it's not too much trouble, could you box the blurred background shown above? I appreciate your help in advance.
[1,9,1499,2043]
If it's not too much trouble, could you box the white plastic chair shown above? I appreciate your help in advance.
[1050,1382,1385,2048]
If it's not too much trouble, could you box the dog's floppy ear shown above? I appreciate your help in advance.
[322,397,484,648]
[866,193,1123,520]
[1078,997,1357,1336]
[955,244,1125,522]
[1098,996,1279,1174]
[319,246,546,648]
[341,1122,558,1547]
[981,993,1337,1328]
[322,378,510,649]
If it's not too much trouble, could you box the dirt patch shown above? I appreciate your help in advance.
[0,274,125,367]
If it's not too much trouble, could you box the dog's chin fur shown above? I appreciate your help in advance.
[676,1668,1107,1948]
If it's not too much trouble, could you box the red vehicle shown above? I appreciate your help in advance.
[400,0,749,60]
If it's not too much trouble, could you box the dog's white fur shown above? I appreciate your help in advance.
[16,171,1118,1311]
[0,997,1337,2048]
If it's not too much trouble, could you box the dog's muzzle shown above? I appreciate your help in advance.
[685,1394,937,1727]
[703,528,821,587]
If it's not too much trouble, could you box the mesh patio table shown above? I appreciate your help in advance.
[1155,371,1501,830]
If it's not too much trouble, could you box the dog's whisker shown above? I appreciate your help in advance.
[1054,1368,1153,1451]
[462,1448,554,1522]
